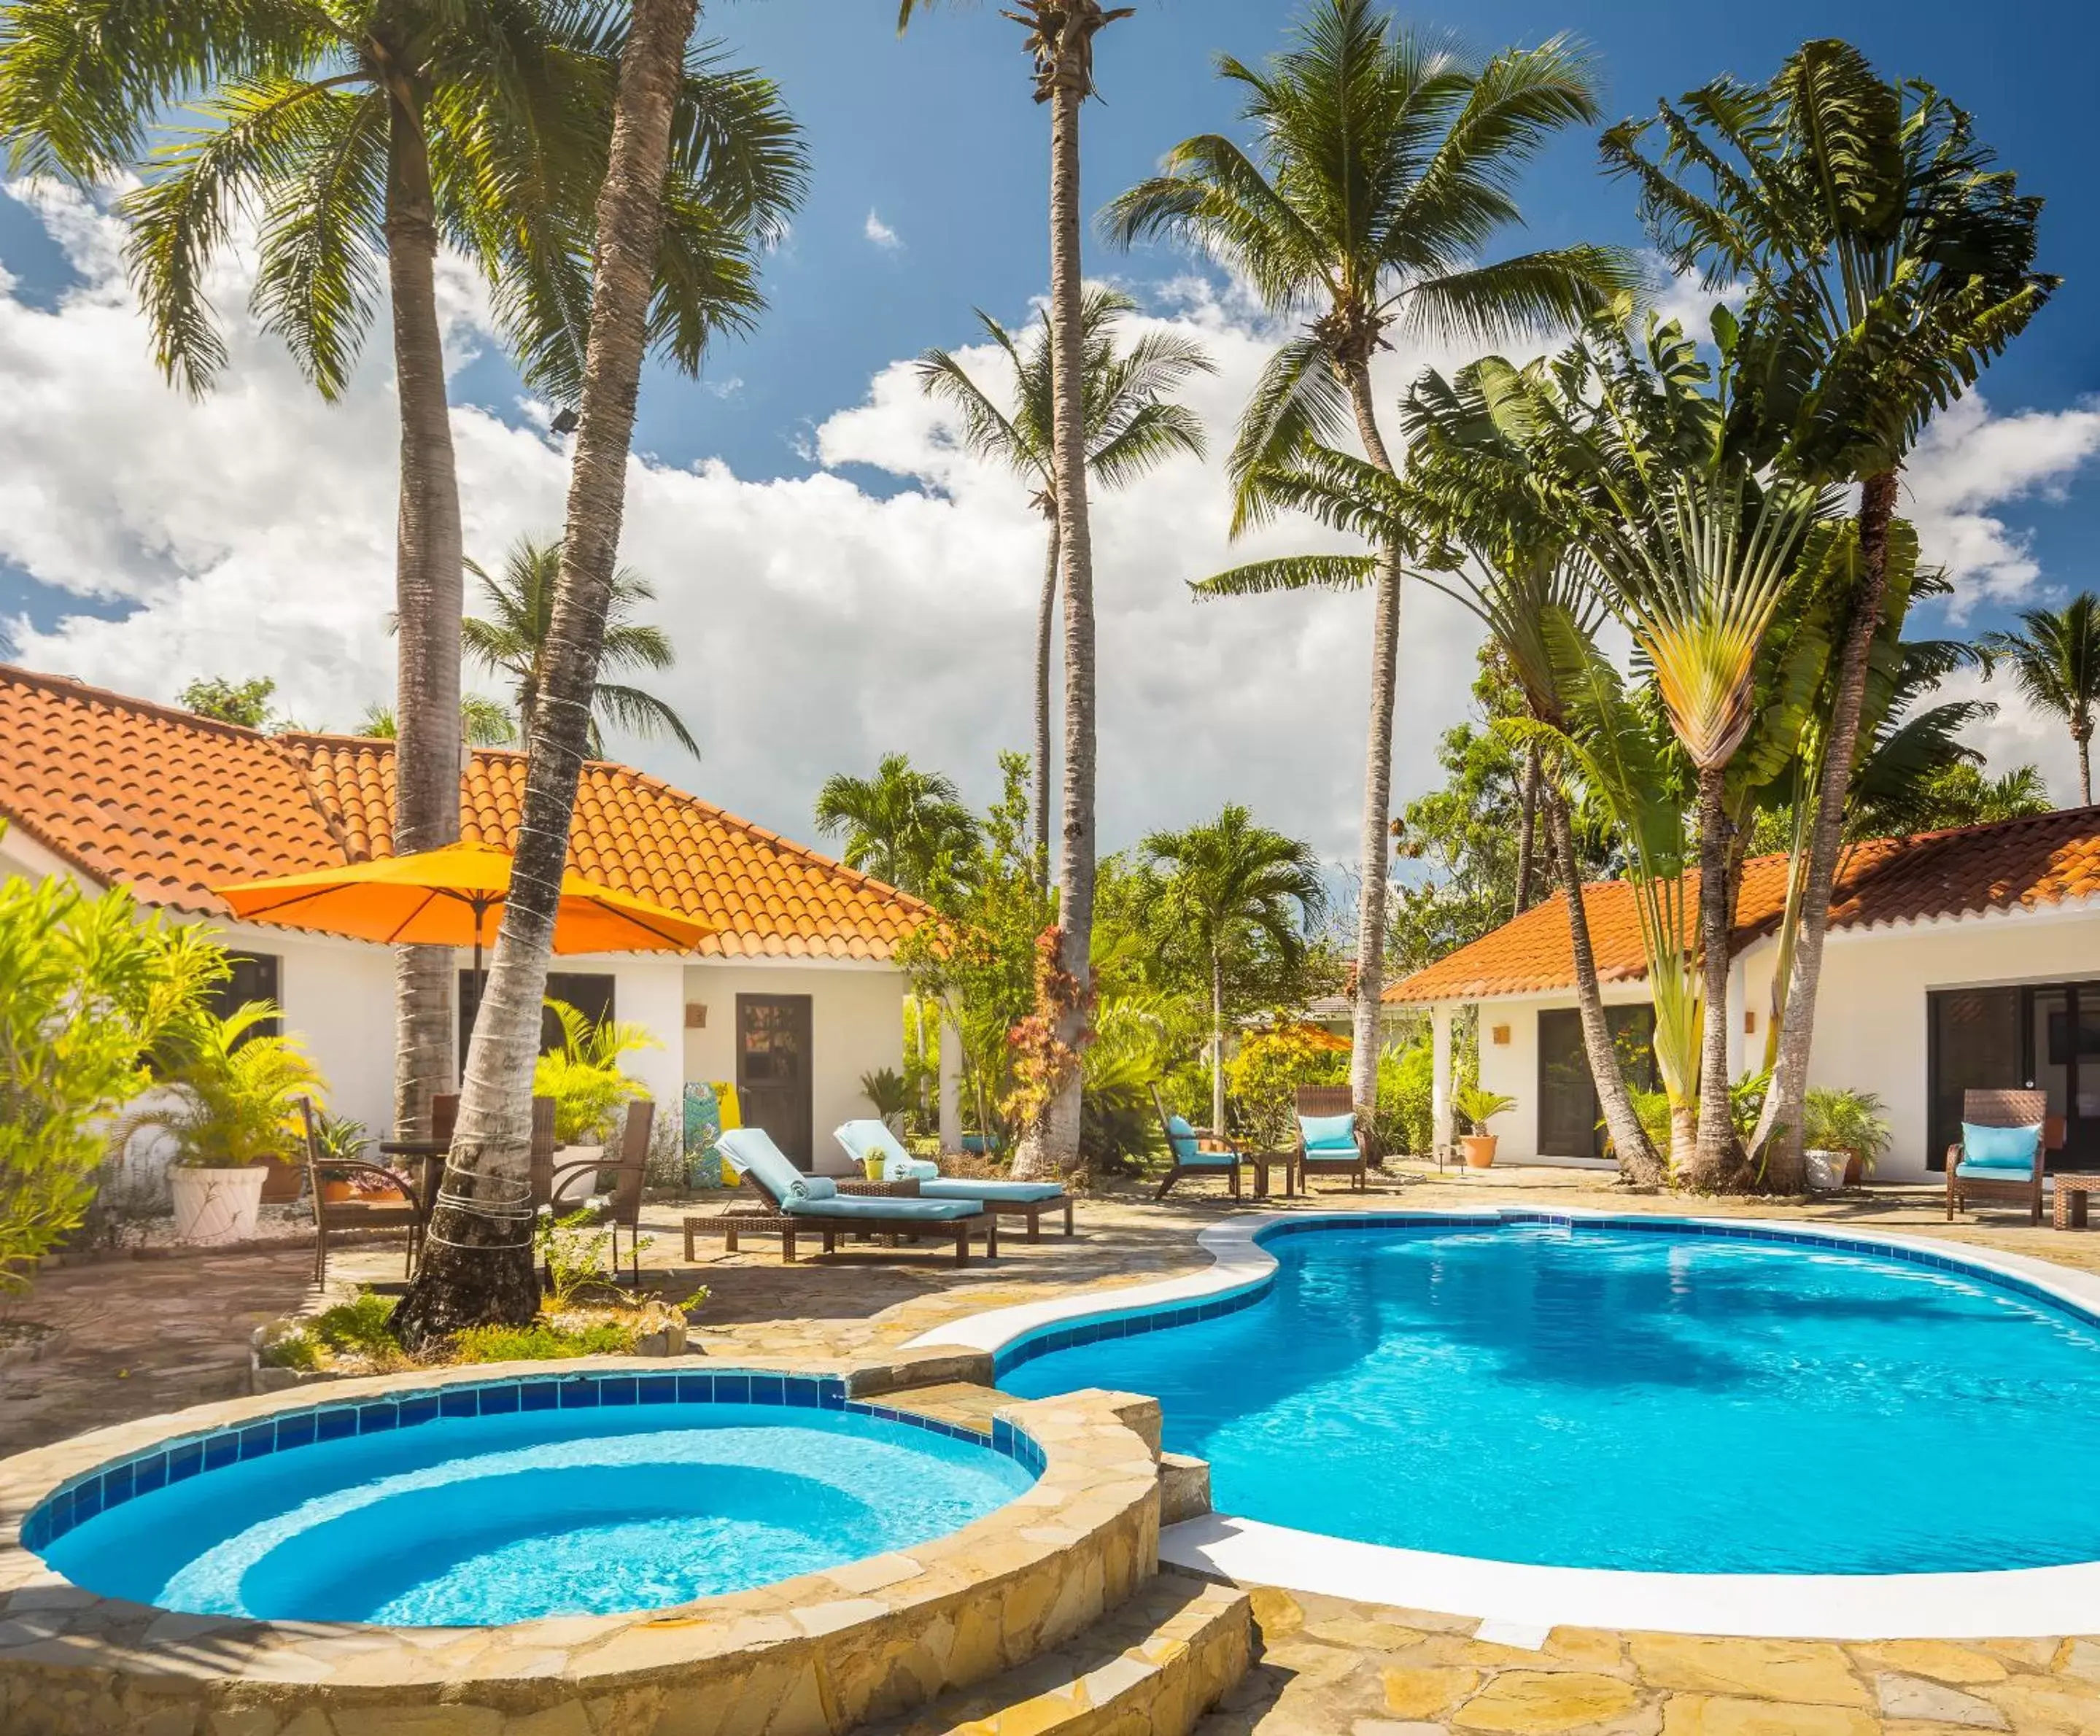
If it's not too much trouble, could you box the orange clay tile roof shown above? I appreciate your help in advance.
[1387,807,2100,1005]
[0,665,929,961]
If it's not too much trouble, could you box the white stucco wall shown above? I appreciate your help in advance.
[1465,901,2100,1178]
[681,960,906,1175]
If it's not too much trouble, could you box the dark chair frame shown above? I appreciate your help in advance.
[1148,1085,1244,1201]
[1946,1088,2061,1225]
[1293,1085,1370,1193]
[301,1096,427,1287]
[541,1098,651,1285]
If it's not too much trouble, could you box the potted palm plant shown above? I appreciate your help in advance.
[117,1003,325,1244]
[1803,1087,1892,1189]
[1453,1083,1517,1169]
[535,999,656,1204]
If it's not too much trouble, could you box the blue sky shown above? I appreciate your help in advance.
[1,0,2096,853]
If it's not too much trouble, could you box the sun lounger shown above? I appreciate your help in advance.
[833,1120,1074,1240]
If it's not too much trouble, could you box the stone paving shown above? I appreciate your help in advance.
[15,1162,2100,1731]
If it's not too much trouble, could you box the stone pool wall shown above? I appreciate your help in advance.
[0,1358,1165,1735]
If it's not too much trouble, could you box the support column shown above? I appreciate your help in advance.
[1431,1001,1454,1160]
[938,1000,962,1155]
[1726,956,1749,1083]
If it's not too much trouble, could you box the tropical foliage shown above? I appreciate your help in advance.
[115,1003,326,1171]
[814,753,983,901]
[532,999,658,1147]
[1980,594,2100,806]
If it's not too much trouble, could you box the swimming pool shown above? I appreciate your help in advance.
[998,1216,2100,1577]
[31,1370,1036,1625]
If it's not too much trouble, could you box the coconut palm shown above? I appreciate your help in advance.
[0,1,804,1144]
[1980,595,2100,806]
[393,0,748,1341]
[898,0,1131,1177]
[1603,37,2053,1190]
[1103,0,1636,1127]
[813,753,983,902]
[358,697,518,748]
[464,537,699,760]
[1142,806,1325,1135]
[917,289,1211,880]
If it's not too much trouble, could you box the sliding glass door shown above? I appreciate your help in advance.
[1537,1006,1658,1160]
[1928,982,2100,1171]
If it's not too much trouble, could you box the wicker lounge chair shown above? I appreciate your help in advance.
[1294,1085,1370,1193]
[832,1120,1074,1240]
[1148,1085,1246,1200]
[691,1127,997,1266]
[1946,1088,2062,1224]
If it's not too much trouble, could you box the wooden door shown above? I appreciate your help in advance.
[737,994,814,1168]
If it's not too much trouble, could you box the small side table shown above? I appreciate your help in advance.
[2054,1174,2100,1230]
[1252,1150,1295,1199]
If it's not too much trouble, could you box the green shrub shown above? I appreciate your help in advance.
[448,1320,636,1363]
[1376,1042,1434,1156]
[257,1324,320,1371]
[310,1290,403,1357]
[1225,1026,1347,1149]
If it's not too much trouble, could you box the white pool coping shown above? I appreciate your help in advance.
[909,1205,2100,1638]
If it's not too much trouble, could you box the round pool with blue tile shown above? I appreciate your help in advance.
[29,1370,1039,1626]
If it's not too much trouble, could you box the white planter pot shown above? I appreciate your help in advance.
[1805,1148,1848,1191]
[169,1166,267,1244]
[551,1145,603,1209]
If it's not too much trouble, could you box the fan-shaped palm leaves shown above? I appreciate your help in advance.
[1142,806,1326,1132]
[1603,36,2053,1190]
[1980,595,2100,806]
[1107,0,1635,1119]
[813,754,983,903]
[918,289,1211,877]
[462,537,698,761]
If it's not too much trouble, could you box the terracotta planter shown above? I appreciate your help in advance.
[258,1155,303,1205]
[169,1166,267,1244]
[1461,1134,1498,1170]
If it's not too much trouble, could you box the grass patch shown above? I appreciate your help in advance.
[447,1320,637,1363]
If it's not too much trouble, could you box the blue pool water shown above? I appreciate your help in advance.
[999,1220,2100,1575]
[42,1398,1032,1624]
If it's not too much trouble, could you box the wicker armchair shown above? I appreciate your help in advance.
[1294,1085,1370,1193]
[301,1096,426,1287]
[1945,1088,2061,1224]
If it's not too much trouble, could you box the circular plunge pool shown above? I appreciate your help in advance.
[28,1370,1035,1625]
[998,1217,2100,1576]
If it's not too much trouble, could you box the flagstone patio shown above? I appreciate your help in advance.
[11,1162,2100,1732]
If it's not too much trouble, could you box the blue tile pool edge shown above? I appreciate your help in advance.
[987,1208,2100,1379]
[20,1369,1046,1559]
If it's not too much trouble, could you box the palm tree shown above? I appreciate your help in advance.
[917,289,1211,880]
[1143,806,1325,1135]
[1103,0,1636,1129]
[357,697,517,748]
[813,754,983,901]
[393,0,775,1341]
[899,0,1130,1177]
[1981,596,2100,806]
[1603,38,2053,1191]
[464,537,700,759]
[0,1,804,1144]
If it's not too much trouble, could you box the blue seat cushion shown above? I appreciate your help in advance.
[1303,1143,1362,1160]
[919,1179,1065,1204]
[1175,1150,1239,1167]
[782,1194,981,1222]
[1960,1122,2042,1172]
[1955,1161,2040,1183]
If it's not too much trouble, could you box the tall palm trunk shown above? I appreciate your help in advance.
[1691,764,1739,1187]
[1513,742,1540,915]
[1016,8,1109,1179]
[1211,943,1226,1134]
[392,0,698,1344]
[1768,468,1900,1193]
[2079,727,2093,807]
[1033,514,1060,888]
[1341,357,1400,1125]
[380,63,463,1144]
[1546,790,1659,1185]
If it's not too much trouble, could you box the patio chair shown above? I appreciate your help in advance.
[1148,1085,1244,1201]
[542,1098,652,1286]
[301,1096,427,1287]
[1294,1085,1370,1193]
[833,1120,1074,1240]
[698,1127,996,1266]
[1946,1088,2063,1224]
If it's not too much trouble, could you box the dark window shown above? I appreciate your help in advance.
[459,971,615,1078]
[1537,1005,1657,1159]
[737,993,814,1167]
[209,953,282,1043]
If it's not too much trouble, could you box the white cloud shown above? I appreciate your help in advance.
[863,209,902,252]
[1,182,2093,858]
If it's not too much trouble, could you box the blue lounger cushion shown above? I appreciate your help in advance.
[919,1178,1065,1204]
[782,1193,981,1222]
[832,1118,939,1182]
[718,1127,826,1202]
[1959,1122,2042,1172]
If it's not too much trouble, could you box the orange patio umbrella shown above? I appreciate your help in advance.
[216,841,711,980]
